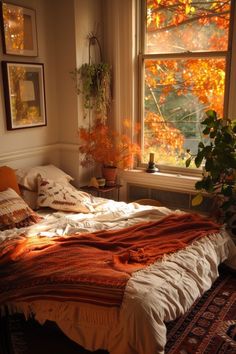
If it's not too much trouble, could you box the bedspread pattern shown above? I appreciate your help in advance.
[0,213,220,308]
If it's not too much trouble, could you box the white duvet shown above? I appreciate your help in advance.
[1,197,236,354]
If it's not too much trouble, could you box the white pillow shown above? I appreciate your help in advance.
[16,165,73,192]
[37,177,94,213]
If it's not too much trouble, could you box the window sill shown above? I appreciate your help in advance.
[119,168,200,201]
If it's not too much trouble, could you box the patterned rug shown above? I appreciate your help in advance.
[0,266,235,354]
[165,266,236,354]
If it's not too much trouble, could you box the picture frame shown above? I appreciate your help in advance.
[2,61,47,130]
[0,2,38,56]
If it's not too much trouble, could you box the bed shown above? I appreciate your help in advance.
[0,165,235,354]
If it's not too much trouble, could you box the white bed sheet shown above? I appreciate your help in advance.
[1,198,236,354]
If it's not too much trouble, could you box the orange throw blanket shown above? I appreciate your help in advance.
[0,213,220,307]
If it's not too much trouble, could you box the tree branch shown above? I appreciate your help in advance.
[148,10,230,33]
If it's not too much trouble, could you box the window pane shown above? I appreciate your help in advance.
[143,58,226,166]
[146,0,231,54]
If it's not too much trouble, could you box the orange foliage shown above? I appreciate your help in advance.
[144,111,184,151]
[79,120,141,169]
[145,58,225,116]
[144,0,231,157]
[147,0,230,34]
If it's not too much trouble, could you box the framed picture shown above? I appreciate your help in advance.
[2,61,47,130]
[0,2,38,56]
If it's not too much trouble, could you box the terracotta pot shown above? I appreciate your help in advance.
[102,166,117,186]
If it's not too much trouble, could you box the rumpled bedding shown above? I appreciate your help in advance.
[1,197,236,354]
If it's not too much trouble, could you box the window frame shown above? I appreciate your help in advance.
[138,0,236,175]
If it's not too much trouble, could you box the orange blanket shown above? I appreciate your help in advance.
[0,213,220,307]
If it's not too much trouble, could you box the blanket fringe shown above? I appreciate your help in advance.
[130,230,231,278]
[2,300,119,327]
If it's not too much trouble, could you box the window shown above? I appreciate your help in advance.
[140,0,234,169]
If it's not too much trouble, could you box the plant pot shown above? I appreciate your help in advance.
[96,177,106,187]
[102,166,117,186]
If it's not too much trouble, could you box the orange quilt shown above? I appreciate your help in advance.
[0,213,221,307]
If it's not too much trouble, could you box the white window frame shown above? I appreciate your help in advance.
[138,0,236,177]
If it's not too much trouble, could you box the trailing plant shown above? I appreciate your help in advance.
[186,110,236,222]
[72,62,111,120]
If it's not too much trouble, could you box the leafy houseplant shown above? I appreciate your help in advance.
[72,62,111,120]
[186,110,236,222]
[78,120,141,172]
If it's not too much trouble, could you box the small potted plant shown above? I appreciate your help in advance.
[78,119,141,185]
[186,110,236,224]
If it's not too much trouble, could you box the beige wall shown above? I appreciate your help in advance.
[72,0,103,185]
[0,0,103,185]
[103,0,136,132]
[1,0,235,186]
[0,0,59,156]
[0,0,63,172]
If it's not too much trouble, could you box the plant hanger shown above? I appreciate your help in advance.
[88,33,102,64]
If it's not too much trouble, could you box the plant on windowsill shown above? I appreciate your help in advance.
[78,119,141,185]
[185,110,236,225]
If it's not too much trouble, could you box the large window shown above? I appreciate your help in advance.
[141,0,234,168]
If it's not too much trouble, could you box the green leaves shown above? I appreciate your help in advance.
[194,152,204,168]
[185,157,192,168]
[72,62,111,119]
[198,142,204,149]
[232,120,236,133]
[195,180,205,190]
[202,127,211,135]
[221,184,233,197]
[186,109,236,222]
[205,109,217,120]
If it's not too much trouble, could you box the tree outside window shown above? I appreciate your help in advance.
[141,0,234,168]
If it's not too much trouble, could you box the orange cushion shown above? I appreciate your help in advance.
[0,166,21,195]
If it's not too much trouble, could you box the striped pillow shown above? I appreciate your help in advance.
[0,188,41,230]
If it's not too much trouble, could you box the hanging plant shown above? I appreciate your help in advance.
[71,33,111,121]
[72,62,111,120]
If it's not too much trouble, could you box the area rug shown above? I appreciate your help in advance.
[165,266,236,353]
[1,266,235,354]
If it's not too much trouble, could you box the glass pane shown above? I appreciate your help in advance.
[146,0,231,53]
[143,58,226,166]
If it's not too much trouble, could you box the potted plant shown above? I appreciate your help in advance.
[186,110,236,224]
[78,119,141,185]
